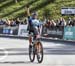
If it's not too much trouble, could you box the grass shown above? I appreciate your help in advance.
[0,0,75,20]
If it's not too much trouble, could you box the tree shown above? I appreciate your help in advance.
[14,0,18,3]
[43,8,51,19]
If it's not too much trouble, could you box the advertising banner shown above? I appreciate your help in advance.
[64,26,75,40]
[61,7,75,15]
[18,25,28,37]
[42,26,64,38]
[0,27,3,34]
[2,26,18,35]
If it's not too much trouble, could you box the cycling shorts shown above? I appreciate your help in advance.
[29,26,39,36]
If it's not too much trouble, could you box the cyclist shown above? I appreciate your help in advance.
[26,6,41,49]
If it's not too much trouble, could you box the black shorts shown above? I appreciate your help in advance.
[29,26,38,36]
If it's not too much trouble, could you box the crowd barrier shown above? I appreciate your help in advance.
[0,25,75,40]
[18,25,28,36]
[64,26,75,40]
[42,26,64,39]
[0,25,18,35]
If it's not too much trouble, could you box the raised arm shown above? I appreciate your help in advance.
[26,6,30,17]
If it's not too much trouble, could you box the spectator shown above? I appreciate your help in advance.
[6,19,11,26]
[56,19,60,26]
[44,19,51,28]
[23,18,28,24]
[72,17,75,26]
[43,18,47,24]
[15,18,20,25]
[59,17,66,26]
[0,19,5,25]
[67,17,73,26]
[51,20,56,26]
[11,19,16,26]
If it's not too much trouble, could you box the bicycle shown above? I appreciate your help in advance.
[29,33,43,63]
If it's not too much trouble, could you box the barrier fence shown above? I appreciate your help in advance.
[64,26,75,40]
[42,26,64,39]
[0,25,75,40]
[0,25,18,35]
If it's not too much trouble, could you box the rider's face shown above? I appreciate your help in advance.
[33,15,38,19]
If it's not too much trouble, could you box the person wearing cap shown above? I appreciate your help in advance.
[26,6,41,49]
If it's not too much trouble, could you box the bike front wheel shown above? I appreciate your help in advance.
[36,42,43,63]
[29,45,35,62]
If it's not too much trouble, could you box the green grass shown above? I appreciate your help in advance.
[0,0,75,19]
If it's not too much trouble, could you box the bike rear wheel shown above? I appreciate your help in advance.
[36,42,43,63]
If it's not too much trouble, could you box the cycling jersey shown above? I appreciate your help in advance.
[28,16,40,27]
[27,16,40,35]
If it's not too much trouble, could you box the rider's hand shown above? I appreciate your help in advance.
[26,5,29,8]
[25,5,30,16]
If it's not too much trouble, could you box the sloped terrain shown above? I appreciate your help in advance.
[0,0,75,19]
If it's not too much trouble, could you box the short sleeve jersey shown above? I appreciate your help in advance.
[28,16,40,27]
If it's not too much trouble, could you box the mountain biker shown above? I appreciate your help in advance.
[26,6,41,49]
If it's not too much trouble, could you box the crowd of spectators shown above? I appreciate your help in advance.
[43,17,75,28]
[0,18,26,26]
[0,17,75,27]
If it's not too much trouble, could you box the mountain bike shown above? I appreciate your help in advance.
[29,34,43,63]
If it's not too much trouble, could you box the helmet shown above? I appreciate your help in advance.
[32,12,38,16]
